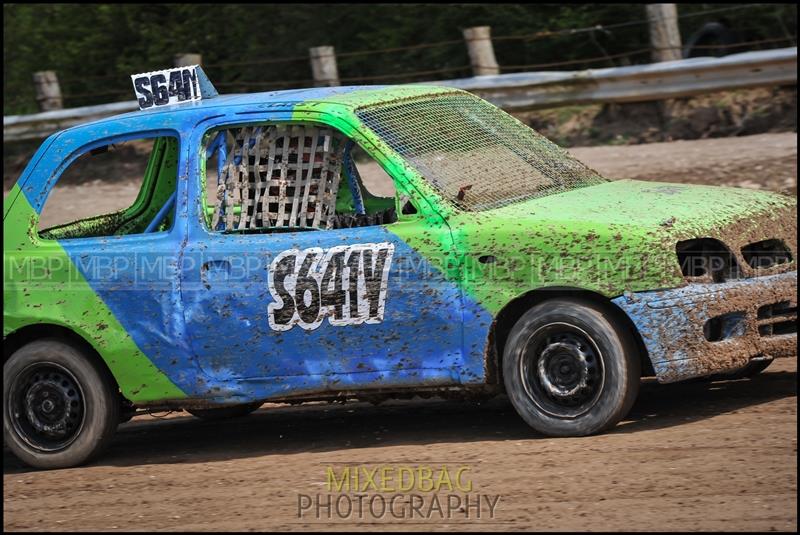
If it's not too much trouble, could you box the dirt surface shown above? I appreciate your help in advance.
[522,87,797,147]
[3,359,797,531]
[571,132,798,195]
[3,133,798,531]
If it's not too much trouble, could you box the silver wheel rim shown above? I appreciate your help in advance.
[518,322,606,419]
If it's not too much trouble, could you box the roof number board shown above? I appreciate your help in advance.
[131,66,202,110]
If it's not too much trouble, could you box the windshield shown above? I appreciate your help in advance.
[356,92,607,211]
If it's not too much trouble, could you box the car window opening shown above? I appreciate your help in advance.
[203,124,398,234]
[38,136,180,240]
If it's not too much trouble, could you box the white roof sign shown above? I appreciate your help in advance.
[131,65,217,110]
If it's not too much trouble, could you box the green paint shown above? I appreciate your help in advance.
[291,88,797,316]
[5,84,796,408]
[4,161,186,403]
[291,94,462,280]
[450,179,797,313]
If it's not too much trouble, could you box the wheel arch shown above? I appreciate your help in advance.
[485,287,653,385]
[3,323,123,396]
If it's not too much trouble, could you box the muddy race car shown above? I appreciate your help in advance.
[4,66,797,469]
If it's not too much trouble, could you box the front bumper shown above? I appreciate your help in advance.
[612,270,797,383]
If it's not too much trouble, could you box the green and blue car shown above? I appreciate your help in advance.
[4,80,797,468]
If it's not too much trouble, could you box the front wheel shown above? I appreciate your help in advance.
[3,339,120,469]
[503,298,640,436]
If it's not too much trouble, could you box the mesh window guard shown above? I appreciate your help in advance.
[356,92,607,211]
[210,125,347,231]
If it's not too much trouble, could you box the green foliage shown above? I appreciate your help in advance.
[3,3,796,115]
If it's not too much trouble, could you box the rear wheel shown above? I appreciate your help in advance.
[187,402,262,420]
[503,298,640,436]
[3,339,120,469]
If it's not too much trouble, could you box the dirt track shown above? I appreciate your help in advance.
[3,133,798,531]
[3,359,797,531]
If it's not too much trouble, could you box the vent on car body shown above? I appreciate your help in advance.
[742,239,793,270]
[703,311,747,342]
[757,301,798,336]
[676,238,740,282]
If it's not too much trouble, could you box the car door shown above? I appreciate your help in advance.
[21,123,204,400]
[179,114,471,400]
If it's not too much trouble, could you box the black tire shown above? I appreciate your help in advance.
[711,358,773,381]
[187,402,262,420]
[3,339,120,469]
[503,298,641,436]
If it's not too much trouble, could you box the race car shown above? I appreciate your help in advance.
[4,66,797,468]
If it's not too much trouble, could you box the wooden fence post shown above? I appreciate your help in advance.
[647,4,682,62]
[309,46,340,87]
[463,26,500,76]
[174,53,203,67]
[33,71,63,111]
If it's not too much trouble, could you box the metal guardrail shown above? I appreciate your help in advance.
[3,47,797,142]
[3,101,139,142]
[440,47,797,111]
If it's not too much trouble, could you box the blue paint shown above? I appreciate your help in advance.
[179,224,489,396]
[61,235,204,395]
[144,190,176,233]
[18,85,386,214]
[176,109,493,397]
[5,132,60,217]
[23,89,495,403]
[206,131,228,230]
[343,140,366,215]
[201,368,462,405]
[195,66,219,99]
[613,270,798,382]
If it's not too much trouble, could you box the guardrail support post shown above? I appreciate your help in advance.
[33,71,63,111]
[309,46,340,87]
[463,26,500,76]
[647,4,682,62]
[174,53,203,67]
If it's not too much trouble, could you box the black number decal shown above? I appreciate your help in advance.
[345,250,361,319]
[134,76,153,109]
[268,244,395,331]
[182,69,198,100]
[167,70,185,101]
[321,251,346,320]
[151,74,169,105]
[362,249,391,319]
[294,253,321,324]
[270,255,296,326]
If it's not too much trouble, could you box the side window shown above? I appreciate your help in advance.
[348,144,420,216]
[348,144,395,198]
[202,123,413,233]
[38,136,179,240]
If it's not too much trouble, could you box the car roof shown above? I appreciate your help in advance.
[83,84,459,128]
